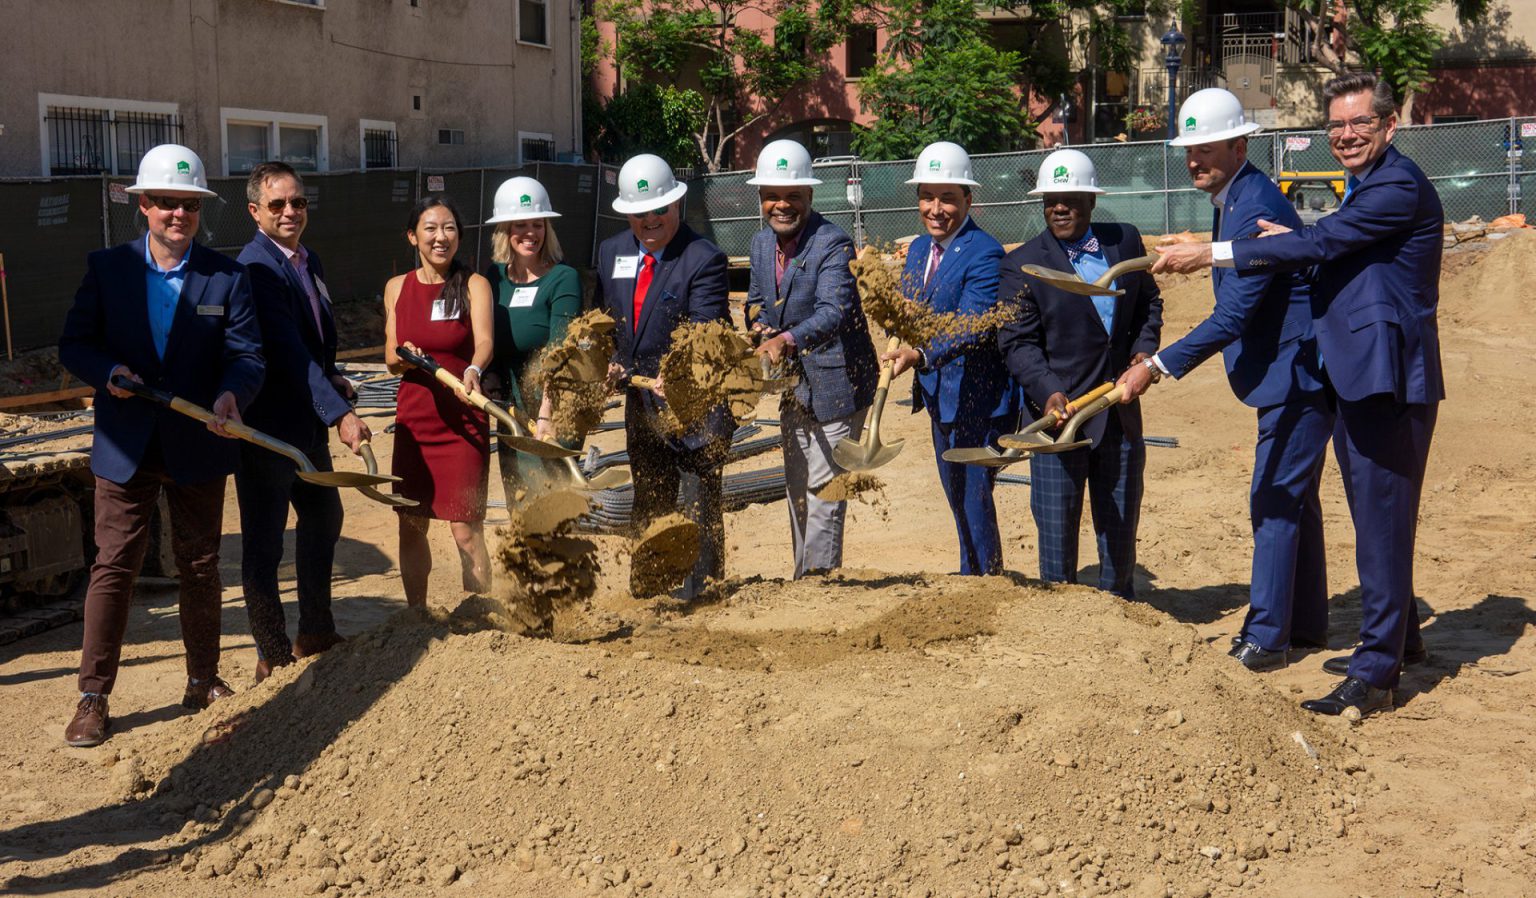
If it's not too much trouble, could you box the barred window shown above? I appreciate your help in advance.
[43,106,182,176]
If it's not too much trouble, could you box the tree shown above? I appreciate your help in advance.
[593,0,853,172]
[852,0,1035,159]
[1283,0,1488,120]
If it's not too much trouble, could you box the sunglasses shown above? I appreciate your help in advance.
[263,196,310,213]
[145,194,202,213]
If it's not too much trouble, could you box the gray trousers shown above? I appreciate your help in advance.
[781,399,867,579]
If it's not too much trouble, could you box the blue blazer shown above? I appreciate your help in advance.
[237,233,351,448]
[1232,145,1445,405]
[902,217,1016,424]
[1158,162,1325,408]
[595,223,733,449]
[59,237,265,484]
[997,222,1163,444]
[745,212,878,423]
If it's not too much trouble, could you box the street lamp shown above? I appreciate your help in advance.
[1161,26,1186,140]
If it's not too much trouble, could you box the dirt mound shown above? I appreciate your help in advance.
[1437,229,1536,331]
[853,247,1021,347]
[653,322,762,434]
[109,577,1368,897]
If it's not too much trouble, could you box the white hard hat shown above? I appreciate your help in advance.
[1169,88,1263,146]
[611,154,688,215]
[125,144,217,197]
[486,176,561,223]
[746,139,821,187]
[1029,148,1106,195]
[906,141,981,187]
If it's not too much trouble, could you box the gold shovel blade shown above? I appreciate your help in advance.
[296,470,402,488]
[941,446,1030,468]
[1018,264,1124,298]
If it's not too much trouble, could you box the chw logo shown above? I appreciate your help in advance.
[519,194,532,207]
[636,178,650,193]
[176,161,191,175]
[1053,165,1069,182]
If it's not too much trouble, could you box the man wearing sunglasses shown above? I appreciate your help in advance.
[1153,73,1444,719]
[58,144,264,747]
[596,154,731,600]
[235,161,367,681]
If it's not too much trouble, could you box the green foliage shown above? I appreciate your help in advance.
[1354,0,1443,102]
[852,0,1036,159]
[592,0,851,171]
[590,83,706,168]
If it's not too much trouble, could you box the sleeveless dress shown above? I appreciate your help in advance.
[391,272,489,520]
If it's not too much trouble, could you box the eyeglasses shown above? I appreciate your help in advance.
[145,194,202,213]
[1324,115,1381,137]
[264,196,309,213]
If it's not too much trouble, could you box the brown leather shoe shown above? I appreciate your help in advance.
[254,654,295,684]
[293,631,346,659]
[65,694,110,748]
[182,677,236,711]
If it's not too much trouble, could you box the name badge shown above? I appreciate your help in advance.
[196,304,226,317]
[612,255,640,279]
[509,286,538,308]
[314,276,332,304]
[431,299,455,321]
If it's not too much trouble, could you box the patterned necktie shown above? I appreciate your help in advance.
[632,253,655,333]
[924,241,943,286]
[1064,233,1101,263]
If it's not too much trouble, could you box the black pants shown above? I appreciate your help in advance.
[235,436,343,660]
[628,420,725,598]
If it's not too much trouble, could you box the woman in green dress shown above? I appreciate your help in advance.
[483,176,581,499]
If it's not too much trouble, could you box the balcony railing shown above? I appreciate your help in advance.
[1133,67,1227,108]
[1211,10,1318,66]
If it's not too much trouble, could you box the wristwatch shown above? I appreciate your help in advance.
[1141,357,1162,383]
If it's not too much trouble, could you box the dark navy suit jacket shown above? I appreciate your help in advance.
[744,212,878,423]
[59,237,265,484]
[997,222,1163,444]
[901,217,1017,425]
[237,233,351,449]
[1158,162,1325,408]
[1232,145,1444,405]
[595,223,732,450]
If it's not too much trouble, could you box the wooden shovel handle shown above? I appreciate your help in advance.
[1098,254,1160,287]
[876,335,901,391]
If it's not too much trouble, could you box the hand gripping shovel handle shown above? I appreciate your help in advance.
[1057,384,1128,444]
[396,346,578,460]
[110,374,314,472]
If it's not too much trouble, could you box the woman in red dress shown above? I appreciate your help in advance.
[383,196,494,607]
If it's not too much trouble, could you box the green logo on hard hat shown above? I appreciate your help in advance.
[637,178,650,193]
[928,158,941,171]
[1053,165,1068,182]
[176,160,191,174]
[775,158,788,171]
[1185,116,1197,131]
[519,193,532,207]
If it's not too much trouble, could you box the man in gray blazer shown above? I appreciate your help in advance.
[745,140,879,577]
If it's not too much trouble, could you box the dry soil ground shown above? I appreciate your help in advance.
[1,233,1533,898]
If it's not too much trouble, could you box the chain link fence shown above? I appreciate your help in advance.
[0,117,1529,354]
[688,117,1530,257]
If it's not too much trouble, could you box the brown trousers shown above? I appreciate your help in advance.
[78,440,227,695]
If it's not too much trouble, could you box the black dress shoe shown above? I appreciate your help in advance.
[1321,645,1429,676]
[1291,634,1329,650]
[1232,640,1288,671]
[1300,677,1394,718]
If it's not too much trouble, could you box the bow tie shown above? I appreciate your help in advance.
[1064,233,1101,263]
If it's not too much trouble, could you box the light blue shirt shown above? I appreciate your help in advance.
[1059,227,1116,335]
[1342,174,1361,205]
[143,236,190,359]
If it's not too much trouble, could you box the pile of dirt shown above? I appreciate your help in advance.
[106,577,1369,898]
[1437,228,1536,329]
[654,322,763,434]
[852,247,1021,347]
[541,310,618,444]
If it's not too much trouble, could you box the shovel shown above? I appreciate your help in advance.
[998,384,1126,454]
[397,347,630,492]
[1018,254,1160,298]
[943,381,1115,468]
[357,439,418,507]
[831,336,905,472]
[110,376,398,489]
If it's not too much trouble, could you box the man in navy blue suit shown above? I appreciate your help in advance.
[884,141,1017,576]
[1155,73,1444,718]
[997,149,1163,599]
[1118,89,1332,671]
[57,145,264,747]
[596,154,732,598]
[236,162,370,682]
[744,140,879,578]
